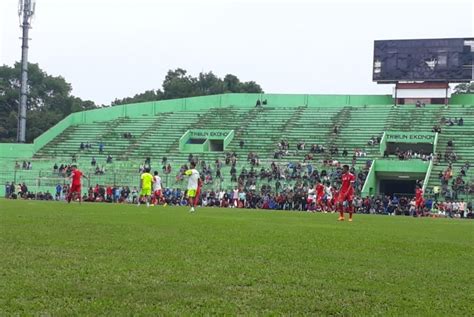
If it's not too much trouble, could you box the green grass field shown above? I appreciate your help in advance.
[0,200,473,315]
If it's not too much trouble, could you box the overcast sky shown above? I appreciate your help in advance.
[1,0,473,105]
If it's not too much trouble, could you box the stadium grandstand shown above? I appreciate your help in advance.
[1,92,473,209]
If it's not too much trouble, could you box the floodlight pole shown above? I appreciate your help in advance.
[17,0,35,143]
[394,83,398,107]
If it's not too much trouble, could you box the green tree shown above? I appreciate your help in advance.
[162,68,198,99]
[453,82,474,94]
[0,63,97,142]
[112,69,264,105]
[112,90,163,106]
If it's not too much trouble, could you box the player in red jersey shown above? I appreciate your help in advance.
[67,165,88,203]
[337,165,356,221]
[415,184,424,216]
[315,181,325,211]
[331,186,338,212]
[194,177,203,208]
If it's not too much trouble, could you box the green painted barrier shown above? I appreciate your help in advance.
[361,159,430,197]
[179,129,234,153]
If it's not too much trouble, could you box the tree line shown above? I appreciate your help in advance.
[0,64,263,143]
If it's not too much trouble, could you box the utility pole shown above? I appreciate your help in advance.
[17,0,36,143]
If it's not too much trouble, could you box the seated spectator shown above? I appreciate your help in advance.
[432,125,442,133]
[106,155,113,164]
[458,117,464,126]
[91,157,96,166]
[368,136,377,146]
[80,142,85,150]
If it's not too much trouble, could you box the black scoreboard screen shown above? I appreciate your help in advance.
[373,38,474,82]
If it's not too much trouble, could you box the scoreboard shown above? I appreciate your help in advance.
[373,38,474,83]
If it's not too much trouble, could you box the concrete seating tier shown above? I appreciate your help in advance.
[1,103,472,199]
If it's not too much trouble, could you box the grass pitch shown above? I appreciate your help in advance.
[0,200,473,315]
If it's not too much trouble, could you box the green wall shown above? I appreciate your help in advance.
[0,143,35,158]
[361,160,377,197]
[375,159,429,173]
[449,94,474,105]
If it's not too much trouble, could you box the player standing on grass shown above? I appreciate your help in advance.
[324,182,333,212]
[315,180,325,212]
[183,161,201,213]
[138,168,153,207]
[415,184,424,216]
[152,171,162,205]
[338,165,356,222]
[67,165,88,204]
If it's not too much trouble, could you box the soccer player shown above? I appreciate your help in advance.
[315,180,325,212]
[67,165,88,203]
[324,182,333,212]
[138,167,153,207]
[337,165,356,221]
[306,187,315,212]
[152,171,162,205]
[183,161,201,213]
[415,184,424,216]
[232,187,239,208]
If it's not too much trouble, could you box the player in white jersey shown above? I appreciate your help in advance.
[232,187,239,208]
[307,187,316,212]
[152,171,162,205]
[183,161,201,213]
[324,182,333,211]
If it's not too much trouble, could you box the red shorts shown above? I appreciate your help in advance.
[317,195,324,203]
[70,183,81,194]
[154,190,162,197]
[337,191,353,204]
[416,199,424,208]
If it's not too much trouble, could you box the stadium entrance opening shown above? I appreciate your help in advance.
[188,138,206,145]
[362,160,428,198]
[379,179,417,197]
[209,140,224,151]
